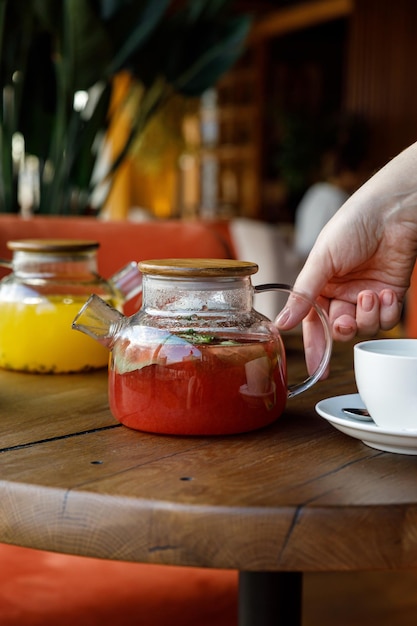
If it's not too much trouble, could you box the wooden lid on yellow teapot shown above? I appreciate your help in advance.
[7,239,100,253]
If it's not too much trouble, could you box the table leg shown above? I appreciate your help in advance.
[238,571,303,626]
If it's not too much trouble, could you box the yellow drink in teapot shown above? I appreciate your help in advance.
[0,239,140,374]
[0,295,113,373]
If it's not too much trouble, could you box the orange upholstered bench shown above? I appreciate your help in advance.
[0,215,237,625]
[405,265,417,338]
[0,215,233,312]
[0,545,238,626]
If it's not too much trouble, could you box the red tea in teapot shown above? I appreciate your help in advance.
[109,331,287,435]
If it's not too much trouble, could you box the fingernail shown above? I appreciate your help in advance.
[335,323,354,336]
[275,307,290,326]
[361,293,374,312]
[381,290,394,306]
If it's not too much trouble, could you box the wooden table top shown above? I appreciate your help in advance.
[1,336,417,573]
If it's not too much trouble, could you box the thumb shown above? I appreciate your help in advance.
[275,250,330,330]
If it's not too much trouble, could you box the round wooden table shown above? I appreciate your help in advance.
[1,337,416,625]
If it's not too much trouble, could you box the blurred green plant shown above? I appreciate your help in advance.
[0,0,251,214]
[273,110,326,198]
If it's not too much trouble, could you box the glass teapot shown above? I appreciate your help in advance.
[0,239,142,373]
[72,258,332,435]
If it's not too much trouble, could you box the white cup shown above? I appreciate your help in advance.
[354,339,417,431]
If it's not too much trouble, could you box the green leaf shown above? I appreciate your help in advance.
[173,16,252,96]
[70,83,112,190]
[104,0,170,76]
[18,34,56,159]
[31,0,61,32]
[98,0,123,20]
[185,0,234,22]
[63,0,113,92]
[127,1,252,96]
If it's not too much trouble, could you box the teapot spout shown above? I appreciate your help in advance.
[72,294,124,349]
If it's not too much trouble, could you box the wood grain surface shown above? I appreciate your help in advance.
[0,337,416,573]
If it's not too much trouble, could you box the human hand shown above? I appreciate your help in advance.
[276,192,417,375]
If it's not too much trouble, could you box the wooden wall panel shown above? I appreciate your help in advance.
[345,0,417,167]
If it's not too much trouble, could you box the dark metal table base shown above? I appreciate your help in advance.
[238,571,303,626]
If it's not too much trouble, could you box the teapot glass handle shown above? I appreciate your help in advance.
[109,262,143,301]
[254,283,332,398]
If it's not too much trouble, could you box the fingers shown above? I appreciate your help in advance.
[302,308,331,378]
[275,248,332,330]
[330,289,401,340]
[274,292,312,330]
[355,290,381,336]
[300,289,401,376]
[354,289,401,335]
[277,287,401,377]
[332,314,358,341]
[379,289,402,329]
[329,300,357,341]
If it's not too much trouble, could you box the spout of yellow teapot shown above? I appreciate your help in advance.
[72,294,126,349]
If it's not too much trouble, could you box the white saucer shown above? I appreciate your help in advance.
[315,393,417,455]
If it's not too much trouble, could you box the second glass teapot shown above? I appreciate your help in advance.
[0,239,142,373]
[73,258,332,435]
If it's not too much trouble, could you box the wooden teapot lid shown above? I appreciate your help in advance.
[138,258,259,277]
[7,239,100,253]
